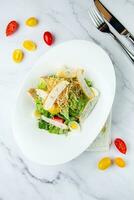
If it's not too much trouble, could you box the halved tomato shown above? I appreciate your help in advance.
[52,116,64,123]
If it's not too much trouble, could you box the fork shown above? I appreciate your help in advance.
[88,3,134,62]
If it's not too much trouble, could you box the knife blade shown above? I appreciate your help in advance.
[94,0,134,44]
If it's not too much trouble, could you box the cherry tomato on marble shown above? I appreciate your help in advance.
[25,17,38,27]
[114,138,127,154]
[114,157,126,168]
[98,157,112,170]
[23,40,37,51]
[12,49,24,63]
[43,31,54,46]
[6,20,19,36]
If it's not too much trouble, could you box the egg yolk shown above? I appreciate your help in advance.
[70,123,78,129]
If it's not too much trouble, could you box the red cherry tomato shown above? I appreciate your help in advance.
[114,138,127,154]
[52,116,64,123]
[43,31,54,46]
[6,20,19,36]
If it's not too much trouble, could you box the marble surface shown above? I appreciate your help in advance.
[0,0,134,199]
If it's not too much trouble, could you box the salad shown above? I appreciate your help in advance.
[28,67,99,134]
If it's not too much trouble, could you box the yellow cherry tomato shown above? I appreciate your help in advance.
[25,17,38,27]
[12,49,24,63]
[23,40,37,51]
[98,157,112,170]
[114,157,126,168]
[48,104,60,115]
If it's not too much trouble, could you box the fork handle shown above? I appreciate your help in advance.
[126,33,134,45]
[110,32,134,62]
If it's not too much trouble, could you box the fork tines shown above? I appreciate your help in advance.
[88,3,104,28]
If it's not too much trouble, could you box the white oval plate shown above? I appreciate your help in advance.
[13,40,116,165]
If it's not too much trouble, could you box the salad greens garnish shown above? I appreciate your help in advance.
[28,68,99,135]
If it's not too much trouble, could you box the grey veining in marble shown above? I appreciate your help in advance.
[0,0,134,199]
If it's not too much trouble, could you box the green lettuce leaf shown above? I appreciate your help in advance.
[60,105,69,120]
[38,119,49,130]
[69,91,88,119]
[37,78,47,90]
[35,98,52,117]
[38,119,69,134]
[48,124,68,134]
[85,78,92,87]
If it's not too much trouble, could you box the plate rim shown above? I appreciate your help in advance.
[12,39,116,165]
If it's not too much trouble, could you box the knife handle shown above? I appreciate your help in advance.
[110,32,134,62]
[119,35,134,55]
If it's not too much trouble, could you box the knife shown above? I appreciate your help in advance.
[94,0,134,44]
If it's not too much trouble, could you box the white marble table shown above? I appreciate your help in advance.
[0,0,134,199]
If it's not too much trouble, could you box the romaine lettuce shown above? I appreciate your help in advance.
[37,78,47,90]
[69,91,88,118]
[38,119,68,134]
[35,98,51,117]
[85,78,92,87]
